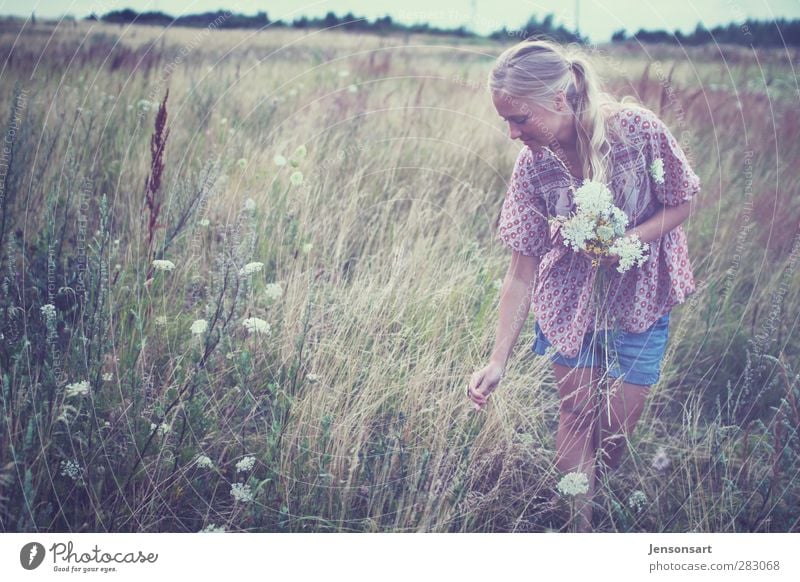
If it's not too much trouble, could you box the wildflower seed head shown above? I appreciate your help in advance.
[556,471,589,496]
[190,319,208,335]
[649,158,665,184]
[242,317,270,334]
[264,282,283,301]
[65,380,90,398]
[235,456,256,473]
[628,490,648,513]
[231,482,254,503]
[239,262,264,276]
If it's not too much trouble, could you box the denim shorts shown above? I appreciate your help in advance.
[531,312,671,387]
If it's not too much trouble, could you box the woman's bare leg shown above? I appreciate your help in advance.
[552,362,603,532]
[597,375,650,477]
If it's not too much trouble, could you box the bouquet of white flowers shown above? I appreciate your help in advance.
[549,179,649,274]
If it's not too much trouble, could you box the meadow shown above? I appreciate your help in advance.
[0,18,798,532]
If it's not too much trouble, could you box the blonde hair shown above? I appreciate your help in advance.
[488,39,634,184]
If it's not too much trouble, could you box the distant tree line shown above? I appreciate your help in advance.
[86,8,584,42]
[87,8,800,47]
[612,18,800,47]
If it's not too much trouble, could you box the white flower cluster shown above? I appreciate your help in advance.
[556,471,589,496]
[152,259,176,272]
[195,455,215,469]
[230,482,254,503]
[60,459,83,481]
[649,158,665,184]
[264,282,283,301]
[239,262,264,276]
[200,523,226,533]
[41,304,57,320]
[235,456,256,473]
[65,380,90,398]
[628,490,648,513]
[553,179,649,274]
[242,317,270,334]
[190,319,208,335]
[609,235,649,273]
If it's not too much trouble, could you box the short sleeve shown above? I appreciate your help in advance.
[643,111,701,206]
[496,148,551,257]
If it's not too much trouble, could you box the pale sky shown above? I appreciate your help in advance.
[2,0,799,43]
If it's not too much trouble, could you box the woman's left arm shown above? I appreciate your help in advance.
[624,198,696,245]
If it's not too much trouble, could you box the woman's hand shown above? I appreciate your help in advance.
[467,361,505,411]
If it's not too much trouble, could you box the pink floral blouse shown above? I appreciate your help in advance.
[496,105,701,359]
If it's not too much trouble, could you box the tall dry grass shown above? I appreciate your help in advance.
[0,18,797,532]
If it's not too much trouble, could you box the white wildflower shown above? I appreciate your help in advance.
[220,117,227,124]
[198,218,210,226]
[301,243,313,255]
[649,158,665,184]
[151,259,175,272]
[348,84,358,93]
[306,373,320,383]
[628,490,648,513]
[264,282,283,301]
[273,154,287,166]
[157,423,170,436]
[596,224,615,242]
[492,278,503,291]
[556,471,589,496]
[573,180,614,215]
[190,319,208,335]
[244,198,256,211]
[41,304,57,320]
[289,171,304,186]
[239,262,264,276]
[293,144,307,160]
[65,380,90,398]
[237,158,247,169]
[231,482,254,503]
[652,446,671,472]
[559,213,595,252]
[200,523,226,533]
[137,99,152,111]
[102,372,113,382]
[195,455,214,469]
[610,207,629,234]
[60,459,83,481]
[155,315,168,326]
[338,69,350,77]
[235,456,256,473]
[609,234,649,273]
[242,317,270,335]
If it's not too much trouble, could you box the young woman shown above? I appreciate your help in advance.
[466,39,701,532]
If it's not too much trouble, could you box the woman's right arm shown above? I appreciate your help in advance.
[490,250,539,369]
[468,250,539,409]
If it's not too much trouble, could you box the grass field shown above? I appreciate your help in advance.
[0,17,798,533]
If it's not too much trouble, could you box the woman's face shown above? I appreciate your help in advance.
[492,91,573,153]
